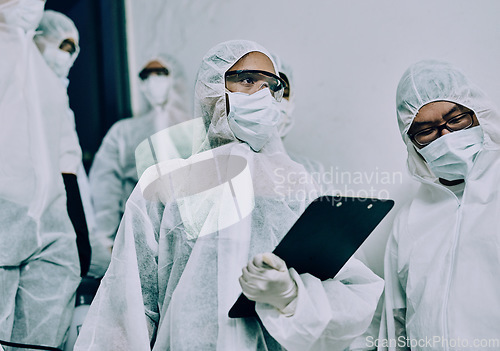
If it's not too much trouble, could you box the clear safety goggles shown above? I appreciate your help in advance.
[225,70,287,102]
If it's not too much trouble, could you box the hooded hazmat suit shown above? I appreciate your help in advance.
[34,10,82,179]
[87,53,191,277]
[34,10,92,277]
[74,40,383,351]
[34,10,80,84]
[0,0,80,348]
[379,60,500,350]
[271,53,329,182]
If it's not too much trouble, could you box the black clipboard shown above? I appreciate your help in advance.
[228,195,394,318]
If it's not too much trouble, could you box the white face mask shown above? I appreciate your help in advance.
[417,126,484,181]
[2,0,45,32]
[226,88,280,152]
[140,75,172,107]
[276,98,296,138]
[42,46,73,78]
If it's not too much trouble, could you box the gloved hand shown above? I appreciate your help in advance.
[239,252,298,313]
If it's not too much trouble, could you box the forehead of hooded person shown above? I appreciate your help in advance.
[396,59,500,150]
[193,40,278,132]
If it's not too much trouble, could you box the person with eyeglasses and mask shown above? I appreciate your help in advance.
[74,40,383,351]
[87,54,191,278]
[0,0,81,349]
[377,60,500,350]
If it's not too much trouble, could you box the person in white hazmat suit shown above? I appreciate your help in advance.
[378,59,500,351]
[74,39,383,351]
[0,0,81,349]
[87,54,191,277]
[271,53,329,180]
[34,10,92,277]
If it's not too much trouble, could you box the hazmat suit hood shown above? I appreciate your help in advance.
[193,39,282,153]
[137,52,190,126]
[396,59,500,182]
[34,10,79,54]
[34,10,80,76]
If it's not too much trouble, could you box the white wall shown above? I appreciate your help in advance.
[125,0,500,275]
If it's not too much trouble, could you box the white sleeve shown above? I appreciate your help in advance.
[257,258,384,351]
[349,296,384,351]
[59,107,82,174]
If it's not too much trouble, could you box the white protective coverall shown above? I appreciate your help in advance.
[34,10,94,230]
[0,0,80,348]
[87,53,191,277]
[74,40,383,351]
[379,60,500,351]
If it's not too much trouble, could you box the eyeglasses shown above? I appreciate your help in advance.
[408,111,475,146]
[225,70,287,102]
[139,67,170,81]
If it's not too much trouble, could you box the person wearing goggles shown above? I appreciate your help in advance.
[269,53,333,195]
[87,54,191,279]
[223,51,286,152]
[138,64,169,80]
[74,40,382,351]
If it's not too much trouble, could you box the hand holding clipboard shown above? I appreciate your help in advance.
[239,253,298,314]
[230,195,394,318]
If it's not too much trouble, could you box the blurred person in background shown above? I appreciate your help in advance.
[272,53,334,194]
[87,53,191,277]
[35,9,91,277]
[272,53,327,176]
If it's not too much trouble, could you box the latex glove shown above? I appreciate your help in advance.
[239,252,298,313]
